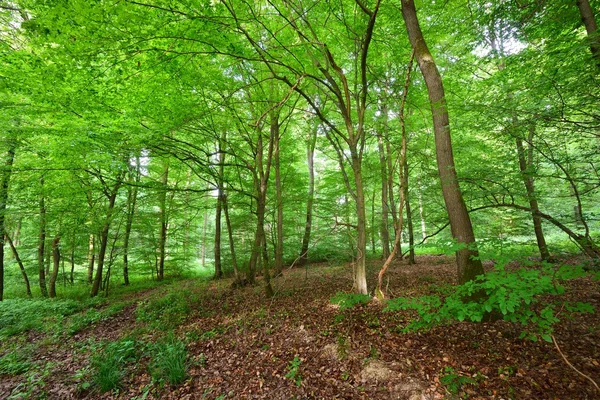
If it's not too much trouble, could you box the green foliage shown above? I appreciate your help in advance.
[149,336,188,386]
[0,298,97,337]
[67,302,127,335]
[91,339,138,392]
[285,355,302,387]
[136,290,192,330]
[0,350,32,375]
[330,292,371,311]
[439,366,478,395]
[385,263,593,340]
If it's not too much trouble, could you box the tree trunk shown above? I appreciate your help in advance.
[223,191,239,281]
[38,177,48,297]
[6,234,31,297]
[49,235,60,298]
[401,0,484,284]
[157,161,169,281]
[417,174,427,240]
[298,124,317,266]
[351,149,368,295]
[201,211,207,268]
[70,236,75,285]
[576,0,600,67]
[91,178,123,297]
[404,161,416,264]
[123,157,139,286]
[214,135,224,279]
[87,234,95,284]
[0,139,15,301]
[515,128,550,261]
[377,111,391,259]
[274,129,284,277]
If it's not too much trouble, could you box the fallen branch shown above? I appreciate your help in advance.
[551,334,600,392]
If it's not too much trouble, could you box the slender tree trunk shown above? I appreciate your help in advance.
[576,0,600,67]
[371,188,376,255]
[91,178,123,297]
[0,139,15,301]
[201,211,207,268]
[70,236,75,285]
[401,0,484,284]
[404,161,416,264]
[5,234,31,297]
[214,135,225,279]
[298,124,317,266]
[274,131,284,277]
[157,161,169,281]
[123,157,139,286]
[515,128,550,261]
[377,111,391,259]
[38,177,48,297]
[87,234,95,284]
[49,235,60,298]
[223,191,239,281]
[417,174,427,240]
[14,217,21,246]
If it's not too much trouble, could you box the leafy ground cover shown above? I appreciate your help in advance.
[0,255,599,399]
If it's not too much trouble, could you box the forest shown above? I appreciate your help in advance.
[1,0,600,398]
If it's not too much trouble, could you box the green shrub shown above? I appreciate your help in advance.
[285,355,302,386]
[149,336,188,386]
[385,262,594,341]
[330,292,371,311]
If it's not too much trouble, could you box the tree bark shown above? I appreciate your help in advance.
[48,235,60,298]
[157,160,169,281]
[515,127,550,261]
[0,139,15,301]
[38,177,48,297]
[5,234,31,297]
[401,0,484,284]
[576,0,600,67]
[223,190,239,281]
[298,123,317,266]
[404,160,416,264]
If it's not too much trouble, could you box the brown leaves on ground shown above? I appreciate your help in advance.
[2,255,599,399]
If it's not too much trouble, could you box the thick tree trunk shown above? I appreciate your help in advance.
[48,235,60,298]
[157,161,169,281]
[298,125,317,266]
[401,0,484,284]
[6,234,31,297]
[0,139,15,301]
[38,177,48,297]
[351,149,368,295]
[515,129,550,261]
[576,0,600,67]
[91,179,122,297]
[274,131,284,277]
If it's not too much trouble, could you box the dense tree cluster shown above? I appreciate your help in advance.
[1,0,599,300]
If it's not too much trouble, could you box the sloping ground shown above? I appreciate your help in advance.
[1,255,599,399]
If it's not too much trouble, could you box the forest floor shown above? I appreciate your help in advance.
[1,255,600,399]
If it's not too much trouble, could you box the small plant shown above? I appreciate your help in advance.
[439,366,477,395]
[0,350,32,375]
[149,336,188,386]
[330,292,371,311]
[136,290,191,330]
[285,355,303,387]
[336,335,349,359]
[91,339,138,392]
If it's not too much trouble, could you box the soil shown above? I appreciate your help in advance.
[1,255,599,399]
